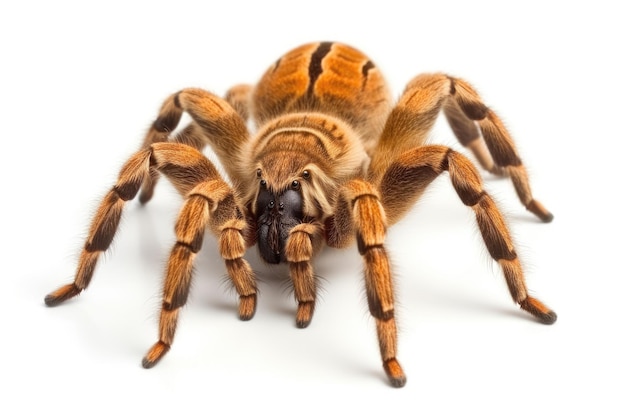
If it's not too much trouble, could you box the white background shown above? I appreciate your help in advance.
[1,1,624,416]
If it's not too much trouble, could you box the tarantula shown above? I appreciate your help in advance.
[45,41,556,387]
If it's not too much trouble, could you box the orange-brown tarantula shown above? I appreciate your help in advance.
[45,42,556,387]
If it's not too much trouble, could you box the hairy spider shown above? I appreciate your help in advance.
[45,41,556,387]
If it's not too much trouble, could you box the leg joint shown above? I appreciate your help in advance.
[369,306,395,321]
[175,240,201,254]
[356,234,384,256]
[285,229,315,263]
[161,301,177,311]
[449,77,490,120]
[351,192,380,207]
[218,227,246,260]
[113,183,142,201]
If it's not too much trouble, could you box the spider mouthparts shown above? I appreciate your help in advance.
[256,188,304,264]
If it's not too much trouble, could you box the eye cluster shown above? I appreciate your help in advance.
[256,168,311,191]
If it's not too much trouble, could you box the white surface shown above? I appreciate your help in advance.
[2,1,623,416]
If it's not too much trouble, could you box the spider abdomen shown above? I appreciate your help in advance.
[251,42,393,150]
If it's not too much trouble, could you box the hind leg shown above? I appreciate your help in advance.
[371,73,553,222]
[443,98,505,176]
[225,84,253,122]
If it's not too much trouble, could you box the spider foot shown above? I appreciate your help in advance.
[138,189,154,205]
[526,199,554,223]
[520,296,557,324]
[142,341,170,369]
[44,283,81,307]
[383,358,407,388]
[238,294,257,321]
[295,301,314,328]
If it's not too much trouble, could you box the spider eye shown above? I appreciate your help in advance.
[256,169,262,178]
[291,180,300,191]
[260,179,267,188]
[302,170,310,179]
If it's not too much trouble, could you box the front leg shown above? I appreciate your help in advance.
[378,145,556,324]
[330,179,406,388]
[139,145,257,368]
[284,223,323,328]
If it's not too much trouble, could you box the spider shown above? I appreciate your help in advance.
[45,41,556,387]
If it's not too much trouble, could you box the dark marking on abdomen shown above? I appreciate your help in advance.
[361,60,375,89]
[362,60,375,77]
[306,42,333,97]
[272,57,281,73]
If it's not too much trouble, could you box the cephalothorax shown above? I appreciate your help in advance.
[45,42,556,387]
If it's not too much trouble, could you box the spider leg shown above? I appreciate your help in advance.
[379,145,557,324]
[328,179,406,388]
[45,85,248,307]
[135,88,250,203]
[443,99,505,176]
[45,143,257,367]
[142,148,257,367]
[139,122,208,204]
[370,73,552,222]
[225,84,253,123]
[284,223,324,328]
[44,147,153,307]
